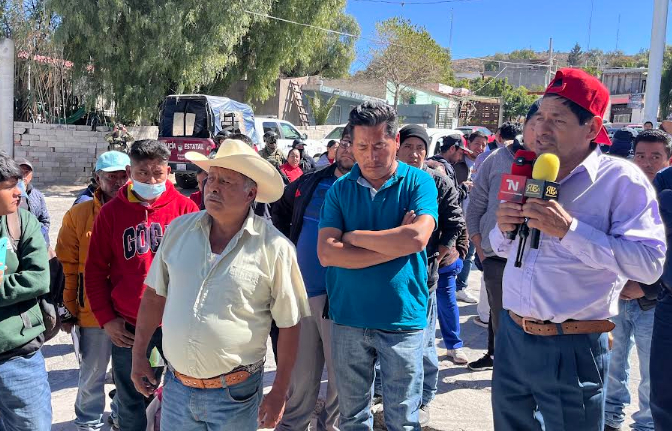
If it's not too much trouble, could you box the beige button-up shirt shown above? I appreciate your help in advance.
[145,209,310,378]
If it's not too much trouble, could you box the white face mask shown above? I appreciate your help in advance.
[132,178,166,200]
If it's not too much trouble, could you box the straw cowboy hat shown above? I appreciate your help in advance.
[185,139,284,203]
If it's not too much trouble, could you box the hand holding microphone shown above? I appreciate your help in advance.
[497,149,536,239]
[522,153,572,246]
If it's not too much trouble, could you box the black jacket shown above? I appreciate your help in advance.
[423,165,465,293]
[272,164,338,244]
[427,155,469,203]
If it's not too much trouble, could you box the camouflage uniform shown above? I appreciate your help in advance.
[105,130,134,153]
[258,147,285,168]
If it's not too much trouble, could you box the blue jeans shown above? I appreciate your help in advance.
[651,289,672,431]
[0,350,51,431]
[161,369,264,431]
[373,292,438,407]
[605,299,654,431]
[493,311,610,431]
[332,324,424,431]
[456,242,475,291]
[437,259,464,349]
[75,327,118,431]
[111,325,163,431]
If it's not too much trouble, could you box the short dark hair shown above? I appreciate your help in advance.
[0,153,22,183]
[327,139,338,148]
[229,133,253,146]
[341,123,353,140]
[348,101,398,140]
[498,122,522,141]
[468,131,488,142]
[644,121,654,126]
[634,129,672,158]
[545,94,595,125]
[129,140,170,163]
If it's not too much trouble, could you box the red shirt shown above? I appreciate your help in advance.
[85,182,199,326]
[189,190,202,207]
[280,163,303,183]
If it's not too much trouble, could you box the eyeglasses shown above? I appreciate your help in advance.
[339,140,352,149]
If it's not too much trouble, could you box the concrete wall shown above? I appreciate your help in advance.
[296,125,338,140]
[225,77,311,125]
[485,66,549,89]
[12,122,158,186]
[397,105,440,128]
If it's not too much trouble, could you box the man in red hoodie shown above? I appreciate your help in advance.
[85,139,199,431]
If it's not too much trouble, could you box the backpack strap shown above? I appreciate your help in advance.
[5,211,21,252]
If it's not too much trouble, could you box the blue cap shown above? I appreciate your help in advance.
[95,151,130,172]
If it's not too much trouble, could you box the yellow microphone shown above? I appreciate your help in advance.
[524,153,561,249]
[531,153,560,183]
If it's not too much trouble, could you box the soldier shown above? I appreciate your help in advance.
[258,131,286,168]
[105,124,134,153]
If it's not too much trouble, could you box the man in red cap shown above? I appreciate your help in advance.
[491,68,666,430]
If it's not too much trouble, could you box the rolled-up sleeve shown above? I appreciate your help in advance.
[560,179,666,285]
[270,244,311,328]
[144,239,169,297]
[489,224,514,258]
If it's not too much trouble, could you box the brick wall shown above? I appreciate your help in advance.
[13,122,158,186]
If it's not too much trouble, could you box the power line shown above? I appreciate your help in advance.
[352,0,477,4]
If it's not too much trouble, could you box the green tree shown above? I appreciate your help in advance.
[503,85,538,120]
[50,0,358,122]
[364,17,452,108]
[568,43,582,66]
[305,92,338,125]
[508,49,537,61]
[468,77,536,120]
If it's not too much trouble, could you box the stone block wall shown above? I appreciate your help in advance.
[12,122,158,186]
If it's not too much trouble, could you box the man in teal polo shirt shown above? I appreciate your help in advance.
[318,101,438,431]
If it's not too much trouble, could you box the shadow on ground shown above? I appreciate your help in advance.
[48,369,79,392]
[42,343,74,359]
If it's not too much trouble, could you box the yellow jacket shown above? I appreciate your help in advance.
[56,189,104,328]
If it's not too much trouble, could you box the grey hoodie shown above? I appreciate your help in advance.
[466,145,517,257]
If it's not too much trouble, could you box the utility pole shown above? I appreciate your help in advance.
[587,0,594,50]
[546,38,554,86]
[644,0,669,122]
[449,8,454,51]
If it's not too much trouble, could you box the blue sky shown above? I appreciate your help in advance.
[346,0,672,68]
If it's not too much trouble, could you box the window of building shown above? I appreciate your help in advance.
[613,113,631,123]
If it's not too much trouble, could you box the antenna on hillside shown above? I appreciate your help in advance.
[615,14,621,51]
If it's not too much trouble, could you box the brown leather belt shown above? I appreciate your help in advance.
[509,311,615,336]
[169,360,263,389]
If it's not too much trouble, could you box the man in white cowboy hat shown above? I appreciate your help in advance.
[130,139,311,431]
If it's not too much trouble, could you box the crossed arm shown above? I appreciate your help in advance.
[317,213,435,269]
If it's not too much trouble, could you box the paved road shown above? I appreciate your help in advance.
[43,185,640,430]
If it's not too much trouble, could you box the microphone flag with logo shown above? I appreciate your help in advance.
[498,150,536,240]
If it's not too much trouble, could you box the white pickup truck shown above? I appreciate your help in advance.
[255,117,324,159]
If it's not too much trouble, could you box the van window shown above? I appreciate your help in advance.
[172,112,196,137]
[280,123,301,139]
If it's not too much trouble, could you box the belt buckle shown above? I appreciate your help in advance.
[521,317,541,334]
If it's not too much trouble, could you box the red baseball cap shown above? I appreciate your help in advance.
[544,68,612,145]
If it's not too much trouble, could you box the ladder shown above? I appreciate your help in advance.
[289,80,310,126]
